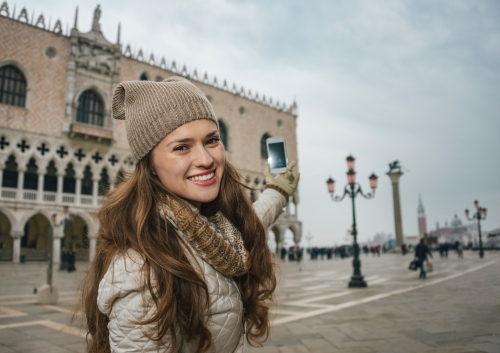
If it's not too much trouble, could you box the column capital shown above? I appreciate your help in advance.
[52,223,65,239]
[386,171,403,184]
[11,230,24,239]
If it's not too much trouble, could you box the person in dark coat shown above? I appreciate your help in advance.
[415,238,433,278]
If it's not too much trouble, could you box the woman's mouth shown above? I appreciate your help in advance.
[187,171,217,186]
[188,172,215,182]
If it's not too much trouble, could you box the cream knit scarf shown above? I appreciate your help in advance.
[159,195,249,277]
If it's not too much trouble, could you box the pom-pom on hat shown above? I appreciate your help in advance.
[112,76,218,163]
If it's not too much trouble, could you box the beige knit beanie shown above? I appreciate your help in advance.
[112,76,218,163]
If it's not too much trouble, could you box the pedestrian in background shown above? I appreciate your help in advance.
[415,238,433,278]
[456,241,464,258]
[67,249,76,273]
[59,246,68,271]
[76,77,299,353]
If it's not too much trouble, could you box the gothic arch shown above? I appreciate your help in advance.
[0,210,13,249]
[19,209,53,229]
[73,211,98,237]
[21,211,51,250]
[0,206,17,230]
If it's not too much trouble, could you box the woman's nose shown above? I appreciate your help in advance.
[193,146,214,167]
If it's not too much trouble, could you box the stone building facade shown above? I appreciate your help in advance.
[0,3,301,262]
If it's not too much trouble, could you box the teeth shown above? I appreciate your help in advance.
[189,172,214,182]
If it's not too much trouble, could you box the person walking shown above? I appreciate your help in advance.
[415,238,433,278]
[76,77,299,353]
[456,241,464,258]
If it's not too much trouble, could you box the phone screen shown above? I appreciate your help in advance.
[268,142,287,169]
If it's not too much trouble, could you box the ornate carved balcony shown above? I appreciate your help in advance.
[70,122,114,142]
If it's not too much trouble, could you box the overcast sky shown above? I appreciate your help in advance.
[10,0,500,246]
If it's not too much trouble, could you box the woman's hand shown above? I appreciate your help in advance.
[264,161,300,196]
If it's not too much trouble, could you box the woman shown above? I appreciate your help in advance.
[78,76,299,353]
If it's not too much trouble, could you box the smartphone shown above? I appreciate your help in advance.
[266,136,288,174]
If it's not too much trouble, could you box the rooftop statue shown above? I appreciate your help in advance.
[92,4,101,32]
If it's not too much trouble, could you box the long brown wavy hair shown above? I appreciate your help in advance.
[77,154,277,353]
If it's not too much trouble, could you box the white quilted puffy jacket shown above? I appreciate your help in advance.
[97,188,287,353]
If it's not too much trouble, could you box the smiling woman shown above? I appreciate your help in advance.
[77,76,299,353]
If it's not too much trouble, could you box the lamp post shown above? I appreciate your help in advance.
[465,200,487,258]
[326,155,378,288]
[305,232,313,251]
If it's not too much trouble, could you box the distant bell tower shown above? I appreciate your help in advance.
[418,194,427,238]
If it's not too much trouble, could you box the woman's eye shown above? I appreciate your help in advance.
[207,138,220,145]
[173,145,188,151]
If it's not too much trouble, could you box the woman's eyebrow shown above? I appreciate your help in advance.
[166,130,219,146]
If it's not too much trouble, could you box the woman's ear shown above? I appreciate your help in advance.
[148,152,157,175]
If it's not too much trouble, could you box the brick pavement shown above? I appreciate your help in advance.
[0,250,499,352]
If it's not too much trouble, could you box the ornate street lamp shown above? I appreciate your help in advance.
[465,200,487,258]
[326,155,378,288]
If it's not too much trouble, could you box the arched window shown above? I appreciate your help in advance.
[218,120,228,149]
[81,165,93,195]
[140,73,148,81]
[23,158,38,190]
[63,163,76,194]
[261,133,271,159]
[76,90,104,126]
[0,65,27,107]
[2,155,18,188]
[44,161,57,192]
[98,168,109,195]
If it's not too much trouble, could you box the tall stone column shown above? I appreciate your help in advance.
[387,171,404,247]
[11,230,24,263]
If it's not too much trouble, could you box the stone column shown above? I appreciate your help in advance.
[37,172,45,202]
[52,222,64,264]
[11,230,24,263]
[387,171,404,247]
[56,172,64,203]
[92,177,99,207]
[16,169,26,201]
[89,238,97,262]
[75,176,82,205]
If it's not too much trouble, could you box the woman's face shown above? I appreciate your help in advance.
[151,119,225,209]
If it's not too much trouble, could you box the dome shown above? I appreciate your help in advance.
[451,213,462,228]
